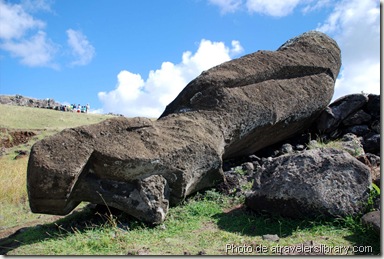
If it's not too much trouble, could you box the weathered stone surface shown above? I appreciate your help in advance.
[340,133,365,156]
[27,31,341,223]
[160,31,341,158]
[28,116,224,220]
[366,94,380,120]
[363,133,380,155]
[356,153,381,188]
[361,211,380,235]
[0,94,61,108]
[245,148,371,218]
[345,125,371,137]
[316,94,368,133]
[371,120,380,134]
[343,110,372,126]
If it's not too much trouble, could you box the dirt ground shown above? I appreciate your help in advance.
[0,128,36,149]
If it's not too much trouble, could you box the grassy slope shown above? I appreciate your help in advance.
[0,105,380,255]
[0,104,112,130]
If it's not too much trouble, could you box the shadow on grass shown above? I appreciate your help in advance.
[341,216,381,255]
[213,205,380,255]
[0,204,141,255]
[213,205,316,237]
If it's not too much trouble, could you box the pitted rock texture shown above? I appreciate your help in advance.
[245,148,372,218]
[160,31,341,158]
[27,31,341,224]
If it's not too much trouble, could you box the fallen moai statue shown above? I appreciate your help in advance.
[27,31,341,224]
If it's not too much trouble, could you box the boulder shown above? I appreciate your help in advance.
[361,211,380,235]
[371,120,380,134]
[345,125,371,137]
[342,110,372,126]
[27,31,341,224]
[366,94,380,120]
[245,148,372,219]
[356,153,380,187]
[316,94,369,134]
[362,133,380,155]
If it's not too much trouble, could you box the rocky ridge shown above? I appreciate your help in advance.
[0,94,61,109]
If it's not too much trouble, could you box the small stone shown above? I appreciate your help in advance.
[242,162,254,172]
[159,224,166,230]
[361,211,380,235]
[280,143,293,154]
[249,155,261,162]
[262,234,280,242]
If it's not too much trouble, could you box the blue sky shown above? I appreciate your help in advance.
[0,0,380,117]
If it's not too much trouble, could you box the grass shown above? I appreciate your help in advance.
[0,104,380,255]
[307,137,364,157]
[2,191,380,255]
[0,104,112,130]
[0,156,28,204]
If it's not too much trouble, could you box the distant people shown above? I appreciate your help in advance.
[77,104,81,113]
[86,104,90,113]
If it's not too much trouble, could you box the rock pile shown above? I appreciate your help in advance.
[0,94,61,108]
[316,93,380,156]
[220,93,380,229]
[28,31,376,226]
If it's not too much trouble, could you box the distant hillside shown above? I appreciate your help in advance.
[0,103,115,157]
[0,103,113,130]
[0,94,61,109]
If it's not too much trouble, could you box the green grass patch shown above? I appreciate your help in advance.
[2,190,380,255]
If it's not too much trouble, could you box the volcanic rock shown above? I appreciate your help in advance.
[316,94,369,135]
[361,211,380,235]
[245,148,372,218]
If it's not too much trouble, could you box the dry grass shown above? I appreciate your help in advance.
[0,104,114,205]
[0,156,28,204]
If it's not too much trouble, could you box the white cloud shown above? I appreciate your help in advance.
[208,0,306,16]
[66,29,95,66]
[98,39,244,118]
[0,0,58,67]
[207,0,243,13]
[0,0,45,40]
[245,0,301,17]
[20,0,54,13]
[316,0,380,100]
[0,1,95,68]
[302,0,331,14]
[0,30,58,68]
